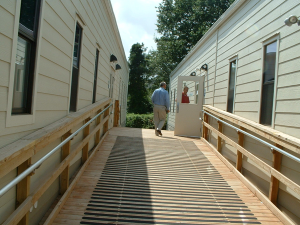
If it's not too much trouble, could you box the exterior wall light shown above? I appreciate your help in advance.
[201,64,208,71]
[116,64,121,70]
[110,54,118,62]
[284,15,300,26]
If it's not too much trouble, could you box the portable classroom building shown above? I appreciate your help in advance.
[168,0,300,223]
[0,0,128,224]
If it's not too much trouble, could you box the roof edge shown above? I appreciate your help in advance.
[104,0,129,71]
[170,0,247,78]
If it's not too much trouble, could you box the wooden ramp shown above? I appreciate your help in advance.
[52,128,283,225]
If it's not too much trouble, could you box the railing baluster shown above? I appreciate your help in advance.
[103,104,109,134]
[236,127,244,172]
[114,100,120,127]
[60,130,71,194]
[269,144,283,205]
[82,118,91,163]
[16,159,31,225]
[95,109,102,145]
[217,121,223,152]
[203,113,209,140]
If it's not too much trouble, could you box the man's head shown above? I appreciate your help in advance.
[183,86,189,94]
[160,81,167,89]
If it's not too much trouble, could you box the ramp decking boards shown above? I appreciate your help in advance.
[52,128,283,225]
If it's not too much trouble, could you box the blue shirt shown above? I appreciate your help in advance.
[151,87,170,109]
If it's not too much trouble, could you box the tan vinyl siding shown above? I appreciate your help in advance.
[0,0,129,148]
[0,34,12,63]
[0,170,16,225]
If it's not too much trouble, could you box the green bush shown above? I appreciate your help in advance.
[126,113,167,130]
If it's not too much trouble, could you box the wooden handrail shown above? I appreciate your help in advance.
[202,105,300,211]
[203,121,300,198]
[0,98,110,179]
[203,105,300,155]
[0,98,121,225]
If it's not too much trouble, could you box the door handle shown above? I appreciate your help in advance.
[177,102,179,113]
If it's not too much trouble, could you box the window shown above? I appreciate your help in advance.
[195,83,199,104]
[260,41,277,125]
[70,23,83,112]
[109,74,114,98]
[227,60,237,113]
[170,91,173,112]
[180,81,196,104]
[12,0,40,114]
[92,49,99,103]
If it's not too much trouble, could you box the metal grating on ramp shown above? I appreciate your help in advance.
[80,136,260,224]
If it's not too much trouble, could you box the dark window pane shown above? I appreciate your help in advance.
[263,41,277,84]
[70,23,83,111]
[12,36,32,113]
[260,41,277,125]
[73,24,82,68]
[20,0,38,31]
[92,49,99,103]
[227,60,236,113]
[260,82,274,125]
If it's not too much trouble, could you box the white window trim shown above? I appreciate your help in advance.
[226,55,238,114]
[258,33,280,128]
[68,17,85,112]
[6,0,45,127]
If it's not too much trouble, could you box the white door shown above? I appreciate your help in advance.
[174,75,204,137]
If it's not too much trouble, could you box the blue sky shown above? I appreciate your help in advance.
[111,0,162,59]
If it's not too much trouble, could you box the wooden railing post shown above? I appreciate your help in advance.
[95,109,102,145]
[82,118,91,164]
[217,121,223,152]
[203,113,209,140]
[60,130,71,194]
[269,144,282,205]
[103,104,109,134]
[16,158,31,225]
[113,100,120,127]
[236,127,244,172]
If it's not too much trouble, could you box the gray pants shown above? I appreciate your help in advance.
[153,104,166,130]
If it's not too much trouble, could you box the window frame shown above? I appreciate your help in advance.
[68,19,84,112]
[12,0,40,114]
[6,0,44,127]
[258,33,280,127]
[226,56,238,113]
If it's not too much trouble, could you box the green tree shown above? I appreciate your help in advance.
[128,43,152,114]
[148,0,234,83]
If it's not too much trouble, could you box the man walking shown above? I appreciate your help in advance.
[151,82,170,136]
